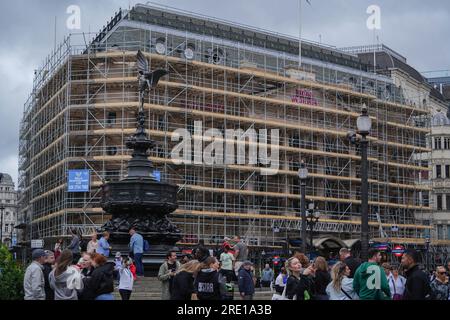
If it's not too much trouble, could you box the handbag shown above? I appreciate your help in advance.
[391,277,403,300]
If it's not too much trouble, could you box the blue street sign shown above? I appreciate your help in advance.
[68,170,90,192]
[153,170,161,182]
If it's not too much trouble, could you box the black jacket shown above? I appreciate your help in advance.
[171,271,195,300]
[80,262,114,300]
[344,256,361,279]
[286,274,314,300]
[42,263,54,300]
[314,270,331,296]
[194,269,225,300]
[403,265,431,300]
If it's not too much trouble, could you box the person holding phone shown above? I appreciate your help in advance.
[158,250,180,300]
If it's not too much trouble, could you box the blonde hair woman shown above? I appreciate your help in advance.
[284,257,314,300]
[326,262,359,300]
[171,260,201,300]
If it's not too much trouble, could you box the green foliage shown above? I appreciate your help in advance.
[0,245,25,300]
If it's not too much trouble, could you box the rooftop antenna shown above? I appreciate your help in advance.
[373,32,378,74]
[54,16,57,52]
[298,0,311,69]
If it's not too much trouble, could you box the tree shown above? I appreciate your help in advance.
[0,245,24,300]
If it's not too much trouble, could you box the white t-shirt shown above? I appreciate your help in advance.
[388,274,406,297]
[220,252,234,271]
[275,274,287,288]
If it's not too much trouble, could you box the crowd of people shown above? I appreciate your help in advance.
[157,244,450,301]
[157,235,256,300]
[23,227,145,300]
[23,230,450,301]
[270,248,450,300]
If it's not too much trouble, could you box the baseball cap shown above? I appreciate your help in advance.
[32,249,47,260]
[242,260,254,266]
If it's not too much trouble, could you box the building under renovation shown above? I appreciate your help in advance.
[18,3,450,260]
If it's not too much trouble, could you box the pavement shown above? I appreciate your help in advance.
[113,277,274,300]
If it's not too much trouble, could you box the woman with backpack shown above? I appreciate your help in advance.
[326,262,359,300]
[385,265,406,300]
[194,256,227,300]
[49,250,84,300]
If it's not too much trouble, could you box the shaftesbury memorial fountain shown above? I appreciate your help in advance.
[99,51,182,272]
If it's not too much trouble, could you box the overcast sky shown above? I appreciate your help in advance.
[0,0,449,187]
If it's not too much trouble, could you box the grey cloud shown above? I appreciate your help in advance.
[0,0,449,186]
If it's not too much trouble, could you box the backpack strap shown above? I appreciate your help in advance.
[341,288,353,300]
[390,277,397,295]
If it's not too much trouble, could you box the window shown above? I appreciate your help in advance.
[435,137,442,150]
[158,116,165,131]
[437,225,444,240]
[437,194,443,210]
[106,146,118,156]
[436,165,442,178]
[446,165,450,178]
[445,138,450,150]
[106,112,117,125]
[447,225,450,240]
[447,195,450,210]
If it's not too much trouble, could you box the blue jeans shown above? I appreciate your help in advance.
[95,294,114,301]
[134,253,144,276]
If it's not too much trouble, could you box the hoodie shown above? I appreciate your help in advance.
[80,262,114,300]
[194,269,226,300]
[353,262,391,300]
[49,267,84,300]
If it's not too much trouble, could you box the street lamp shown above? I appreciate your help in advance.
[348,104,372,262]
[306,203,320,255]
[0,206,4,244]
[298,161,309,254]
[425,235,431,272]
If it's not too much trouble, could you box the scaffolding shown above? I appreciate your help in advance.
[17,5,450,259]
